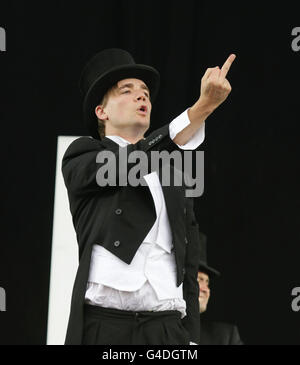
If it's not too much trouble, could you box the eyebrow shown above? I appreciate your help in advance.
[119,83,150,94]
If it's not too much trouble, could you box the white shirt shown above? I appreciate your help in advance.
[85,109,205,318]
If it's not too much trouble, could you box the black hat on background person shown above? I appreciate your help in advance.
[79,48,160,140]
[198,232,219,315]
[198,232,220,277]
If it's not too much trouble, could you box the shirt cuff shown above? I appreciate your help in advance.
[169,108,205,150]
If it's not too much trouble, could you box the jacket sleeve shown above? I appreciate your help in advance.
[182,197,201,344]
[61,123,183,197]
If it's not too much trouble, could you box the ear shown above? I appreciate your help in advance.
[95,105,108,121]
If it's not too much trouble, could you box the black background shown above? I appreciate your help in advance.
[0,1,299,345]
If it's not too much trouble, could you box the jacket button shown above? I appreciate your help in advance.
[182,268,186,276]
[184,237,188,244]
[115,208,122,215]
[184,208,187,215]
[114,240,121,247]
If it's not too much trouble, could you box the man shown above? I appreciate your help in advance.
[62,48,235,345]
[197,233,243,345]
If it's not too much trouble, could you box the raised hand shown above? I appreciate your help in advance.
[175,54,236,146]
[199,54,236,112]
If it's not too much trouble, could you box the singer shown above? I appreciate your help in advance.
[62,48,235,345]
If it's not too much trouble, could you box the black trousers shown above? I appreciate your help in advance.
[82,304,190,345]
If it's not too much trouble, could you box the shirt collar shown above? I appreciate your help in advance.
[106,135,131,147]
[106,135,146,147]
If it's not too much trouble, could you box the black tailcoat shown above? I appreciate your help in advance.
[62,123,201,344]
[200,317,244,345]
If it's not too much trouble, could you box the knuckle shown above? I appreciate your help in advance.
[226,83,232,91]
[208,80,217,87]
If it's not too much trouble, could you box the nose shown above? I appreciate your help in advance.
[134,91,146,102]
[199,283,209,294]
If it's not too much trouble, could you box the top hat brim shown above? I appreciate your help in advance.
[198,261,221,277]
[82,64,160,139]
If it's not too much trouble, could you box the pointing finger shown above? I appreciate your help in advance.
[220,54,236,80]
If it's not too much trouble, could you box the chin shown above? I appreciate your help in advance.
[135,118,150,130]
[199,299,207,314]
[199,305,207,314]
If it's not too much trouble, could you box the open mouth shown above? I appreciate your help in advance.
[137,105,148,114]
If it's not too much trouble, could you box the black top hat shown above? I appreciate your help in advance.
[198,232,221,277]
[79,48,160,139]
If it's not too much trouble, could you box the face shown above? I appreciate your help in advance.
[96,78,152,137]
[197,271,211,313]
